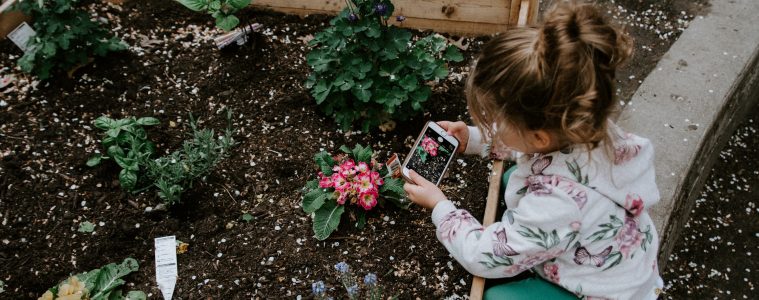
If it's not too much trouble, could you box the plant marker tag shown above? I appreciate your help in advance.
[7,22,35,52]
[385,153,402,179]
[154,236,178,300]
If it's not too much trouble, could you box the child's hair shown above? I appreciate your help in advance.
[467,0,632,148]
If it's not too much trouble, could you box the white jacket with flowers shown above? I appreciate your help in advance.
[431,125,663,299]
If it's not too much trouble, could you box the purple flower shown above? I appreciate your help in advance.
[348,13,359,22]
[396,15,406,22]
[312,281,326,295]
[363,273,378,286]
[346,284,359,296]
[374,3,388,16]
[334,261,350,273]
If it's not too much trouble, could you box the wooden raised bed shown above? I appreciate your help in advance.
[253,0,538,35]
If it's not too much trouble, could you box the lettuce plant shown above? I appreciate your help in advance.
[15,0,127,80]
[306,0,463,131]
[302,144,406,240]
[37,258,145,300]
[176,0,252,31]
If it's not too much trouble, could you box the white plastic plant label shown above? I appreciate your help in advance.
[7,22,35,52]
[154,236,178,300]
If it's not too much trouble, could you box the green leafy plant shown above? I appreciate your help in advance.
[302,144,406,240]
[38,258,145,300]
[14,0,127,80]
[305,0,463,131]
[87,116,159,191]
[176,0,252,31]
[88,112,235,204]
[77,221,96,233]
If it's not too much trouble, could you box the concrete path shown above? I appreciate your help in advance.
[616,0,759,267]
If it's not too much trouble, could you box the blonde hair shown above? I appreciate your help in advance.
[467,0,632,149]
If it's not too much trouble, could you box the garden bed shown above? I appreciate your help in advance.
[0,0,706,298]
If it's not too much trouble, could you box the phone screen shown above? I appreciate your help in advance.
[405,125,456,185]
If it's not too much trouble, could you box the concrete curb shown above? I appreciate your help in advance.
[617,0,759,269]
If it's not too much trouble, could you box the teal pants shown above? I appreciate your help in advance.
[485,165,578,300]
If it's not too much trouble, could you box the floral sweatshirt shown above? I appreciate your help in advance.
[431,125,663,299]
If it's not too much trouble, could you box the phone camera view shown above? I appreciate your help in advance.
[406,128,455,184]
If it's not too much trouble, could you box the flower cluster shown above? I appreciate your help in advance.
[318,159,384,210]
[39,276,86,300]
[420,136,440,156]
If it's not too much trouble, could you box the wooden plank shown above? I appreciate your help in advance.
[517,0,529,26]
[255,0,511,24]
[250,0,538,35]
[468,160,505,300]
[527,0,539,25]
[257,6,510,36]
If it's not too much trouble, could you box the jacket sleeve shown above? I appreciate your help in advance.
[431,188,582,278]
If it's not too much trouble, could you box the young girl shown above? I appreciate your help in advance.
[403,1,663,299]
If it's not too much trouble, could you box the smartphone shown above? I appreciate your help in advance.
[402,121,459,186]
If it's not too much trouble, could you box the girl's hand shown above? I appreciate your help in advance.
[437,121,469,153]
[403,170,446,210]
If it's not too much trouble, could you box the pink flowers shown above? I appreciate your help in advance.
[421,136,440,156]
[543,262,561,283]
[615,216,643,258]
[318,159,383,211]
[624,193,645,217]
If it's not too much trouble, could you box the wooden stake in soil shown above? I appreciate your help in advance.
[468,160,504,300]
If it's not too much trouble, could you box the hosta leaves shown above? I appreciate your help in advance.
[313,201,345,240]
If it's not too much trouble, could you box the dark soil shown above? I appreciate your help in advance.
[662,103,759,299]
[0,0,707,298]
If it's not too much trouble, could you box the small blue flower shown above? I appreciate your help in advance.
[334,261,350,273]
[363,273,377,286]
[396,15,406,22]
[374,3,388,16]
[348,13,359,22]
[312,281,326,296]
[346,284,359,296]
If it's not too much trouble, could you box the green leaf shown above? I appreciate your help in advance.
[216,15,240,31]
[78,221,95,233]
[356,211,367,229]
[352,87,372,102]
[241,213,253,222]
[177,0,207,11]
[399,74,418,92]
[356,145,372,163]
[125,291,147,300]
[313,80,332,104]
[380,178,405,196]
[443,45,464,62]
[313,151,335,175]
[227,0,251,9]
[94,116,113,130]
[339,145,352,154]
[90,258,141,299]
[208,0,222,11]
[119,169,137,191]
[136,117,160,126]
[302,189,329,213]
[313,200,345,240]
[87,154,103,167]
